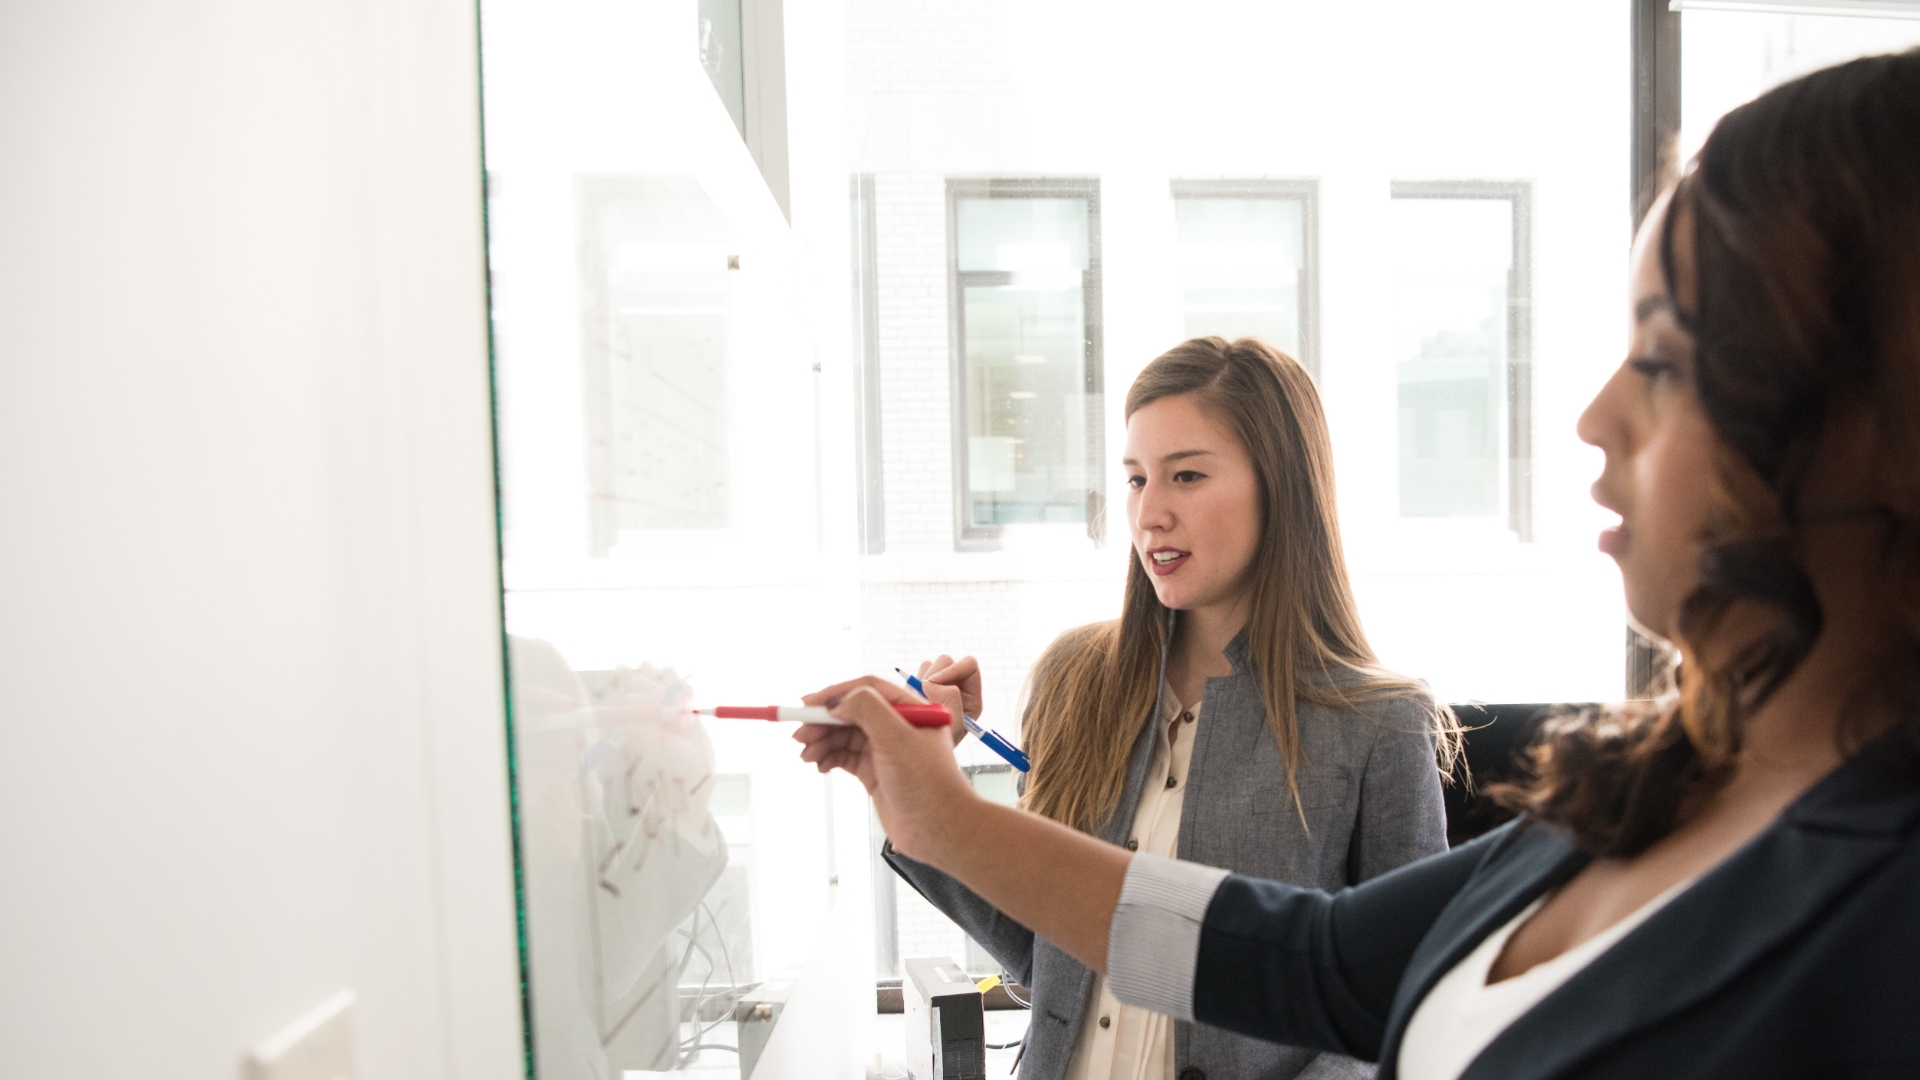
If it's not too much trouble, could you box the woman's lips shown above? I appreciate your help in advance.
[1599,524,1630,557]
[1147,550,1190,577]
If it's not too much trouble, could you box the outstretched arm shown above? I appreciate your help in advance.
[795,681,1495,1059]
[791,680,1121,968]
[795,682,1130,970]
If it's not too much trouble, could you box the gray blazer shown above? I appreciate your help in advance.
[885,626,1448,1080]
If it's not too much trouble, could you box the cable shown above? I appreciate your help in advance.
[985,1039,1023,1050]
[677,902,748,1068]
[680,897,744,1067]
[675,910,715,1067]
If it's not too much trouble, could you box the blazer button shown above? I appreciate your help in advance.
[1099,1015,1111,1029]
[1178,1069,1206,1080]
[1125,838,1138,850]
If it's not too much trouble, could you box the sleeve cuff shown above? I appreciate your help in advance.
[1105,853,1230,1021]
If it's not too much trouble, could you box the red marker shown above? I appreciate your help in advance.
[698,703,954,728]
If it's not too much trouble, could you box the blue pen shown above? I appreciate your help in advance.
[895,666,1031,772]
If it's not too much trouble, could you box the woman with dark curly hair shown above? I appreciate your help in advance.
[797,47,1920,1080]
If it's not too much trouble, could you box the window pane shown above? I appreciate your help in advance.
[962,282,1090,527]
[955,197,1090,272]
[582,177,731,537]
[953,191,1100,537]
[1390,197,1513,520]
[1175,197,1304,353]
[1680,8,1920,162]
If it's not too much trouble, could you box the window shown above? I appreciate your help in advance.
[1172,180,1317,373]
[1677,2,1920,164]
[577,175,731,552]
[949,180,1104,547]
[1388,183,1532,537]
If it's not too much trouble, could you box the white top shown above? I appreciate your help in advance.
[1064,693,1200,1080]
[1395,873,1699,1080]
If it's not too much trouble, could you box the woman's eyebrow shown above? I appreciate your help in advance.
[1121,449,1217,468]
[1161,449,1215,464]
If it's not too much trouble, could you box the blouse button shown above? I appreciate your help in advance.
[1180,711,1193,724]
[1125,838,1138,850]
[1165,775,1178,789]
[1099,1015,1111,1029]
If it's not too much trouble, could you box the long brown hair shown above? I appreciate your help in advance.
[1497,49,1920,856]
[1020,337,1461,830]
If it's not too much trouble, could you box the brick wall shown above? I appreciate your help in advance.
[872,173,955,553]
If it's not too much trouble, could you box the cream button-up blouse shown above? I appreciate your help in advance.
[1063,692,1199,1080]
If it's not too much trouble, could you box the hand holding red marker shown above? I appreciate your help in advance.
[699,703,955,728]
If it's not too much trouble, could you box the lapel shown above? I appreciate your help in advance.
[1455,755,1920,1080]
[1182,626,1259,828]
[1375,822,1588,1078]
[1372,745,1920,1080]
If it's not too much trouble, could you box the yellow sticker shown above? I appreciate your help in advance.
[975,975,1001,994]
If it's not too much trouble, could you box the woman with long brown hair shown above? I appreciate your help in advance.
[812,336,1458,1080]
[801,48,1920,1080]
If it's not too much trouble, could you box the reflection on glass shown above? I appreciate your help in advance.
[1390,197,1513,520]
[954,192,1099,532]
[508,635,838,1078]
[696,0,745,138]
[512,645,740,1074]
[485,4,848,1070]
[580,176,730,548]
[1175,196,1304,353]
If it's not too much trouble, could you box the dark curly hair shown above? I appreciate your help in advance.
[1495,48,1920,857]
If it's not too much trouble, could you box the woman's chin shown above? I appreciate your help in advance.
[1620,584,1676,646]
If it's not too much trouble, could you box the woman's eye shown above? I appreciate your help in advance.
[1629,357,1677,382]
[1126,475,1146,489]
[1173,470,1203,483]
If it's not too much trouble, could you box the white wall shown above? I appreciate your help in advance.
[0,4,523,1079]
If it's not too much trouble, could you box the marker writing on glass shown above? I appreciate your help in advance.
[895,667,1031,773]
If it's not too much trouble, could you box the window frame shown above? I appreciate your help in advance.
[945,176,1106,551]
[1628,0,1682,696]
[1387,179,1535,541]
[1168,177,1321,380]
[850,173,886,555]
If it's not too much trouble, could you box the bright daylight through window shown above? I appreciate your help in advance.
[951,183,1103,543]
[477,1,1920,1077]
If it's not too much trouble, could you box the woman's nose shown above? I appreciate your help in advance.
[1577,365,1627,451]
[1133,480,1173,530]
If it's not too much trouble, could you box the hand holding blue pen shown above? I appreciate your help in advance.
[896,665,1031,773]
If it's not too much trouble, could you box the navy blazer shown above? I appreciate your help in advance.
[1189,746,1920,1079]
